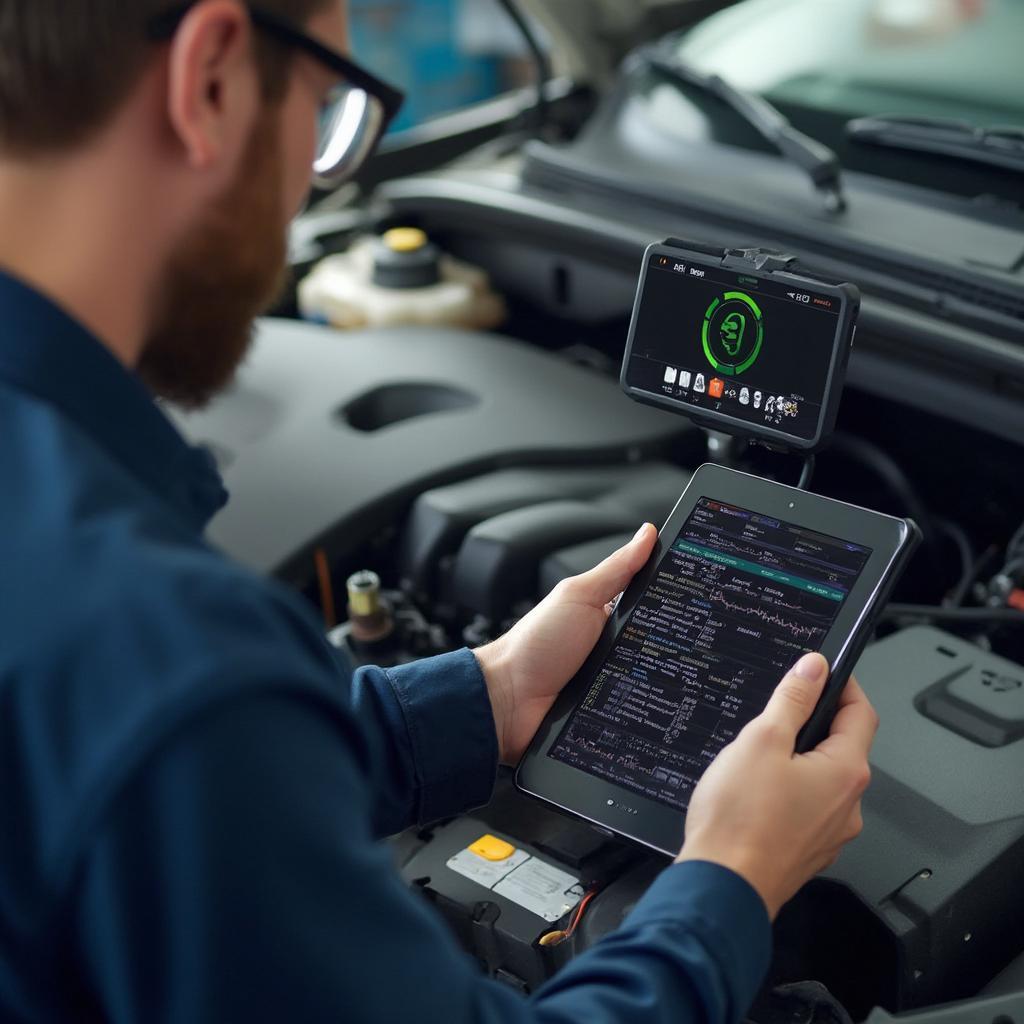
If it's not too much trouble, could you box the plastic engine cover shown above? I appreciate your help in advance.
[170,319,690,588]
[771,626,1024,1016]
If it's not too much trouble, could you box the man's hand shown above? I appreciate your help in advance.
[677,652,878,920]
[475,523,658,765]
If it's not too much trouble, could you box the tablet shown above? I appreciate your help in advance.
[515,464,919,856]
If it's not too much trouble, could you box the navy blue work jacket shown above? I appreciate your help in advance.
[0,269,771,1023]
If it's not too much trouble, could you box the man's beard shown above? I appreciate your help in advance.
[138,110,289,409]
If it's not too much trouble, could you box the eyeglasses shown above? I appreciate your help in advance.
[148,4,405,188]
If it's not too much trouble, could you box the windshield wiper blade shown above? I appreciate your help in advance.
[847,115,1024,174]
[633,47,847,215]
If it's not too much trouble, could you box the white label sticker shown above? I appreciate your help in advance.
[493,859,584,922]
[446,846,530,889]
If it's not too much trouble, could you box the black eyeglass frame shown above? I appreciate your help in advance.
[148,4,406,180]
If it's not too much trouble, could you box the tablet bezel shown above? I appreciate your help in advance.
[619,242,859,452]
[515,463,915,857]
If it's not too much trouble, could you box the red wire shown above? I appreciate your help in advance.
[564,890,597,937]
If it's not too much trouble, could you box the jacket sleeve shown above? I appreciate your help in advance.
[71,689,772,1024]
[345,648,500,836]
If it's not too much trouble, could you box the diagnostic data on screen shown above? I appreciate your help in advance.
[624,255,843,440]
[548,498,871,811]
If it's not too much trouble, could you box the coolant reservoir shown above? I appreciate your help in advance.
[298,227,506,330]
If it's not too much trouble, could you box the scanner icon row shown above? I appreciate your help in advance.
[663,366,692,389]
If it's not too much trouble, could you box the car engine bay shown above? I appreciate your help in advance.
[170,12,1024,1017]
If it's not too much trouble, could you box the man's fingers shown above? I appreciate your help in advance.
[760,652,830,740]
[818,677,878,759]
[565,523,656,608]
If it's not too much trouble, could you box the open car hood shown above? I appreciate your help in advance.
[517,0,729,84]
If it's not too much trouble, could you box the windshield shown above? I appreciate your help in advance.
[674,0,1024,126]
[654,0,1024,199]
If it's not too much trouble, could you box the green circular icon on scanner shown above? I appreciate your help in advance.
[702,290,764,375]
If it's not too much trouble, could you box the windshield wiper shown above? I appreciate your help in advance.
[847,115,1024,175]
[633,46,847,215]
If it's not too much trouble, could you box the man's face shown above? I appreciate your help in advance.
[138,3,349,409]
[137,104,286,409]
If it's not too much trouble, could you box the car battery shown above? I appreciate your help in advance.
[391,778,660,993]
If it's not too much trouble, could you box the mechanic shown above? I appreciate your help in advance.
[0,2,877,1022]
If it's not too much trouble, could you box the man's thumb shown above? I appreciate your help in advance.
[762,652,829,739]
[568,523,656,607]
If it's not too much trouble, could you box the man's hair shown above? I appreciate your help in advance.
[0,1,330,155]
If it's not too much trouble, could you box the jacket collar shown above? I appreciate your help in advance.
[0,269,228,532]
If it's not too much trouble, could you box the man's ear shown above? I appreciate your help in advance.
[164,0,259,176]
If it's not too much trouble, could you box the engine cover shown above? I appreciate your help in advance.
[772,626,1024,1016]
[170,319,690,588]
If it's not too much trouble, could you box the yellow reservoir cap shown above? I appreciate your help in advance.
[469,834,516,862]
[383,227,429,253]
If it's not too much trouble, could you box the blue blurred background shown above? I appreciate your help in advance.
[349,0,535,132]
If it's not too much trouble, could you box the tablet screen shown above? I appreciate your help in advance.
[548,497,872,811]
